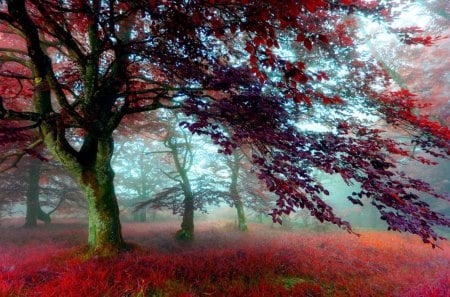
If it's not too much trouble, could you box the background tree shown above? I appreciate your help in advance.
[135,113,225,240]
[0,1,448,254]
[113,140,161,222]
[23,158,50,227]
[164,118,196,240]
[0,155,84,226]
[225,150,248,231]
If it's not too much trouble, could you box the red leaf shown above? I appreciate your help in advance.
[253,36,265,47]
[230,24,237,34]
[244,42,253,53]
[318,34,329,44]
[304,39,312,51]
[296,34,306,42]
[304,0,326,12]
[294,94,302,104]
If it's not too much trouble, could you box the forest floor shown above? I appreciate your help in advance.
[0,219,449,297]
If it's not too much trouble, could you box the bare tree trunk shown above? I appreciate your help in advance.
[176,177,195,240]
[165,133,195,241]
[24,159,50,227]
[230,151,248,231]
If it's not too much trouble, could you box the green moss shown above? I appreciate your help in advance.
[132,288,165,297]
[279,276,307,289]
[175,229,194,241]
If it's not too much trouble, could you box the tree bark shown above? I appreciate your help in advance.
[76,138,126,255]
[6,1,130,255]
[50,136,126,255]
[134,208,147,222]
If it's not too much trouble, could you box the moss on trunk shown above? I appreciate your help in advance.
[80,172,126,255]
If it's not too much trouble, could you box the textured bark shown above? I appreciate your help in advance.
[234,199,248,232]
[77,138,126,255]
[49,136,126,255]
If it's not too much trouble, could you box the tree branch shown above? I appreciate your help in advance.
[0,138,43,173]
[0,96,42,122]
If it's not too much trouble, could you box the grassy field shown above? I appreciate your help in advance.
[0,220,448,296]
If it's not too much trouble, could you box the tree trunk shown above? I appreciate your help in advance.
[134,208,147,222]
[55,137,127,255]
[24,159,50,227]
[176,176,195,241]
[230,151,248,232]
[166,134,195,241]
[79,141,126,255]
[234,198,248,231]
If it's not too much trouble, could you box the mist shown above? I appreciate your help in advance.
[1,0,449,296]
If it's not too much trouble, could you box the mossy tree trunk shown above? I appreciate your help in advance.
[44,131,126,255]
[5,2,133,255]
[230,151,248,232]
[134,208,147,222]
[76,137,126,254]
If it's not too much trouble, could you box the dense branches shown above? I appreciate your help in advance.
[0,0,448,248]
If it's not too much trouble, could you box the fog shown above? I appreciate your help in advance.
[1,133,448,235]
[1,1,449,296]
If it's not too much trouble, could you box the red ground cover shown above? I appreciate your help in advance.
[0,220,448,296]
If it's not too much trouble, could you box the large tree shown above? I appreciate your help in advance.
[0,1,449,254]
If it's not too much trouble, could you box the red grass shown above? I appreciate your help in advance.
[0,220,449,297]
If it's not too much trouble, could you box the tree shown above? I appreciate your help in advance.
[227,150,248,231]
[0,1,448,254]
[113,140,160,222]
[23,157,50,227]
[135,114,224,240]
[0,155,84,226]
[164,119,196,240]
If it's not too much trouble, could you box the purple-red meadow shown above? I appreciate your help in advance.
[1,220,448,297]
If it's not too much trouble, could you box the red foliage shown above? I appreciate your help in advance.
[0,221,449,297]
[0,0,449,249]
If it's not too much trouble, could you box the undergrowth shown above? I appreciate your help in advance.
[0,220,448,296]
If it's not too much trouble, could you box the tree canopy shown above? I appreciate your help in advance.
[0,0,449,251]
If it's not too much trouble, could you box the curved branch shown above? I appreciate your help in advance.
[0,96,42,122]
[0,138,43,173]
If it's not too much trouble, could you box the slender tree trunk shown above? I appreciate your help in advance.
[134,208,147,222]
[166,133,195,241]
[258,212,263,223]
[24,159,41,228]
[176,174,195,241]
[24,159,50,227]
[234,199,247,231]
[230,152,248,232]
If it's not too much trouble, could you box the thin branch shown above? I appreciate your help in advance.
[0,96,42,122]
[0,138,43,173]
[159,168,182,183]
